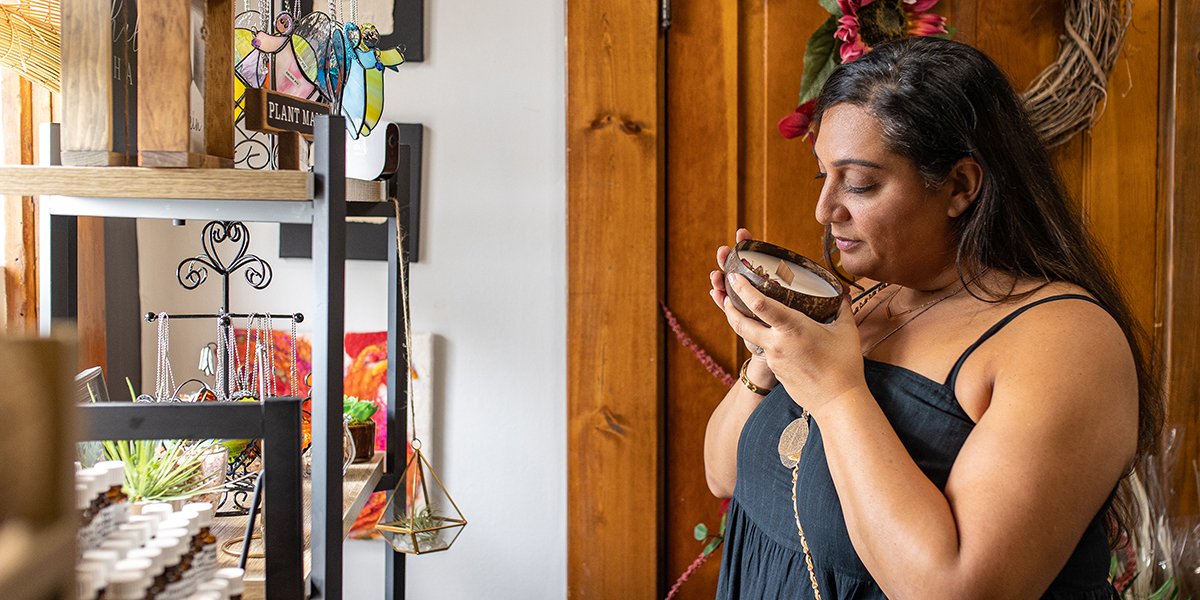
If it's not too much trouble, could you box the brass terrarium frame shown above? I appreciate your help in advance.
[375,203,466,554]
[375,439,467,554]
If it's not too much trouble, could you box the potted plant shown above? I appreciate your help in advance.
[343,396,379,462]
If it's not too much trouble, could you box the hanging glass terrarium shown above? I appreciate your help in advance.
[376,440,467,554]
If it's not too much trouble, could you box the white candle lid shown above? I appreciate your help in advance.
[75,560,106,584]
[75,563,104,598]
[148,536,184,562]
[113,557,153,574]
[95,461,126,488]
[197,578,229,593]
[99,538,135,556]
[105,570,147,598]
[156,517,187,531]
[75,474,100,499]
[176,510,204,534]
[214,567,245,594]
[129,513,160,525]
[81,549,121,567]
[182,501,214,520]
[127,546,165,572]
[184,592,224,600]
[139,502,175,517]
[75,484,90,510]
[108,529,145,548]
[182,502,215,527]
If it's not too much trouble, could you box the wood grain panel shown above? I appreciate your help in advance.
[0,166,313,200]
[2,73,39,333]
[76,217,107,372]
[1080,0,1159,336]
[664,0,739,594]
[60,0,114,159]
[758,2,829,263]
[204,0,234,160]
[567,1,664,597]
[137,0,191,155]
[1160,0,1199,519]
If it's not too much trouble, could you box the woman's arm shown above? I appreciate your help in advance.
[703,357,775,497]
[723,277,1138,599]
[703,227,774,497]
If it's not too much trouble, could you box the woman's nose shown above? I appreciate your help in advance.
[815,185,847,225]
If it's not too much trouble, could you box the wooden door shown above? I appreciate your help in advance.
[661,0,1171,596]
[569,0,1195,597]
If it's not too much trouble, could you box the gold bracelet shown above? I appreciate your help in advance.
[739,358,771,396]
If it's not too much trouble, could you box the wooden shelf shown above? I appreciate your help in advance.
[0,165,386,202]
[211,453,386,599]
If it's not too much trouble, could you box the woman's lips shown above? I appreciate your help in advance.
[834,237,860,252]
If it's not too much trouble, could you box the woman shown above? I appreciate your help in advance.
[704,37,1161,599]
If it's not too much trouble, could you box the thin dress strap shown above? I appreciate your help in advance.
[851,282,886,303]
[944,294,1104,390]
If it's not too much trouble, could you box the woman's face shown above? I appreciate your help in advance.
[813,104,959,286]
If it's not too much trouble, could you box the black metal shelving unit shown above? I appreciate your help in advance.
[32,116,410,600]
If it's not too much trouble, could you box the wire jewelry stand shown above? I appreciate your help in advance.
[145,220,305,516]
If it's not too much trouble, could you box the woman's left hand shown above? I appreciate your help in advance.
[721,273,868,415]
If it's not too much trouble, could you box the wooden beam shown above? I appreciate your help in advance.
[1158,0,1199,519]
[567,0,665,597]
[2,73,39,333]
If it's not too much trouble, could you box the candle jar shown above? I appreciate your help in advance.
[722,239,845,323]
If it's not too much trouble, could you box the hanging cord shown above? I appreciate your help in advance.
[389,199,418,446]
[154,312,177,401]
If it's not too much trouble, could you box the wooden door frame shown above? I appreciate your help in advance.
[566,1,666,597]
[1157,0,1200,519]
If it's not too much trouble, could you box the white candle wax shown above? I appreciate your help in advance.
[738,250,838,297]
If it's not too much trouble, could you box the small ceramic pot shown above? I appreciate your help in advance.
[348,420,376,463]
[722,239,845,323]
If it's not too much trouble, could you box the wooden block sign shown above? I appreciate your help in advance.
[243,88,330,170]
[61,0,134,166]
[243,88,330,137]
[137,0,234,168]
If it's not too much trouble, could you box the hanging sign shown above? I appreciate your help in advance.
[243,88,330,138]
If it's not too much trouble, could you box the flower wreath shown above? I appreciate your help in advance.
[779,0,1129,149]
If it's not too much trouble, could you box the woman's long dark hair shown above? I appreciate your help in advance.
[813,36,1162,547]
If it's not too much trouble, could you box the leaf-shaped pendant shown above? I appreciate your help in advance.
[777,411,810,468]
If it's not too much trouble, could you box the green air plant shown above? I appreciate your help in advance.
[343,396,379,425]
[397,505,442,545]
[102,377,230,503]
[101,439,228,503]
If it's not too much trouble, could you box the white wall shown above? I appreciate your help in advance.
[138,0,566,596]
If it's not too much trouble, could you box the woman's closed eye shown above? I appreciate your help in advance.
[844,181,876,194]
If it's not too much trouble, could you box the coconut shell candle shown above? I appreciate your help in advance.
[722,240,845,323]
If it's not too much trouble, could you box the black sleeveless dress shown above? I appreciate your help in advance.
[716,293,1118,599]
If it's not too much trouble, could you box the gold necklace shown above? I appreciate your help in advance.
[884,282,965,320]
[862,283,965,357]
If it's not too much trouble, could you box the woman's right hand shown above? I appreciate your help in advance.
[709,228,753,313]
[710,229,777,386]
